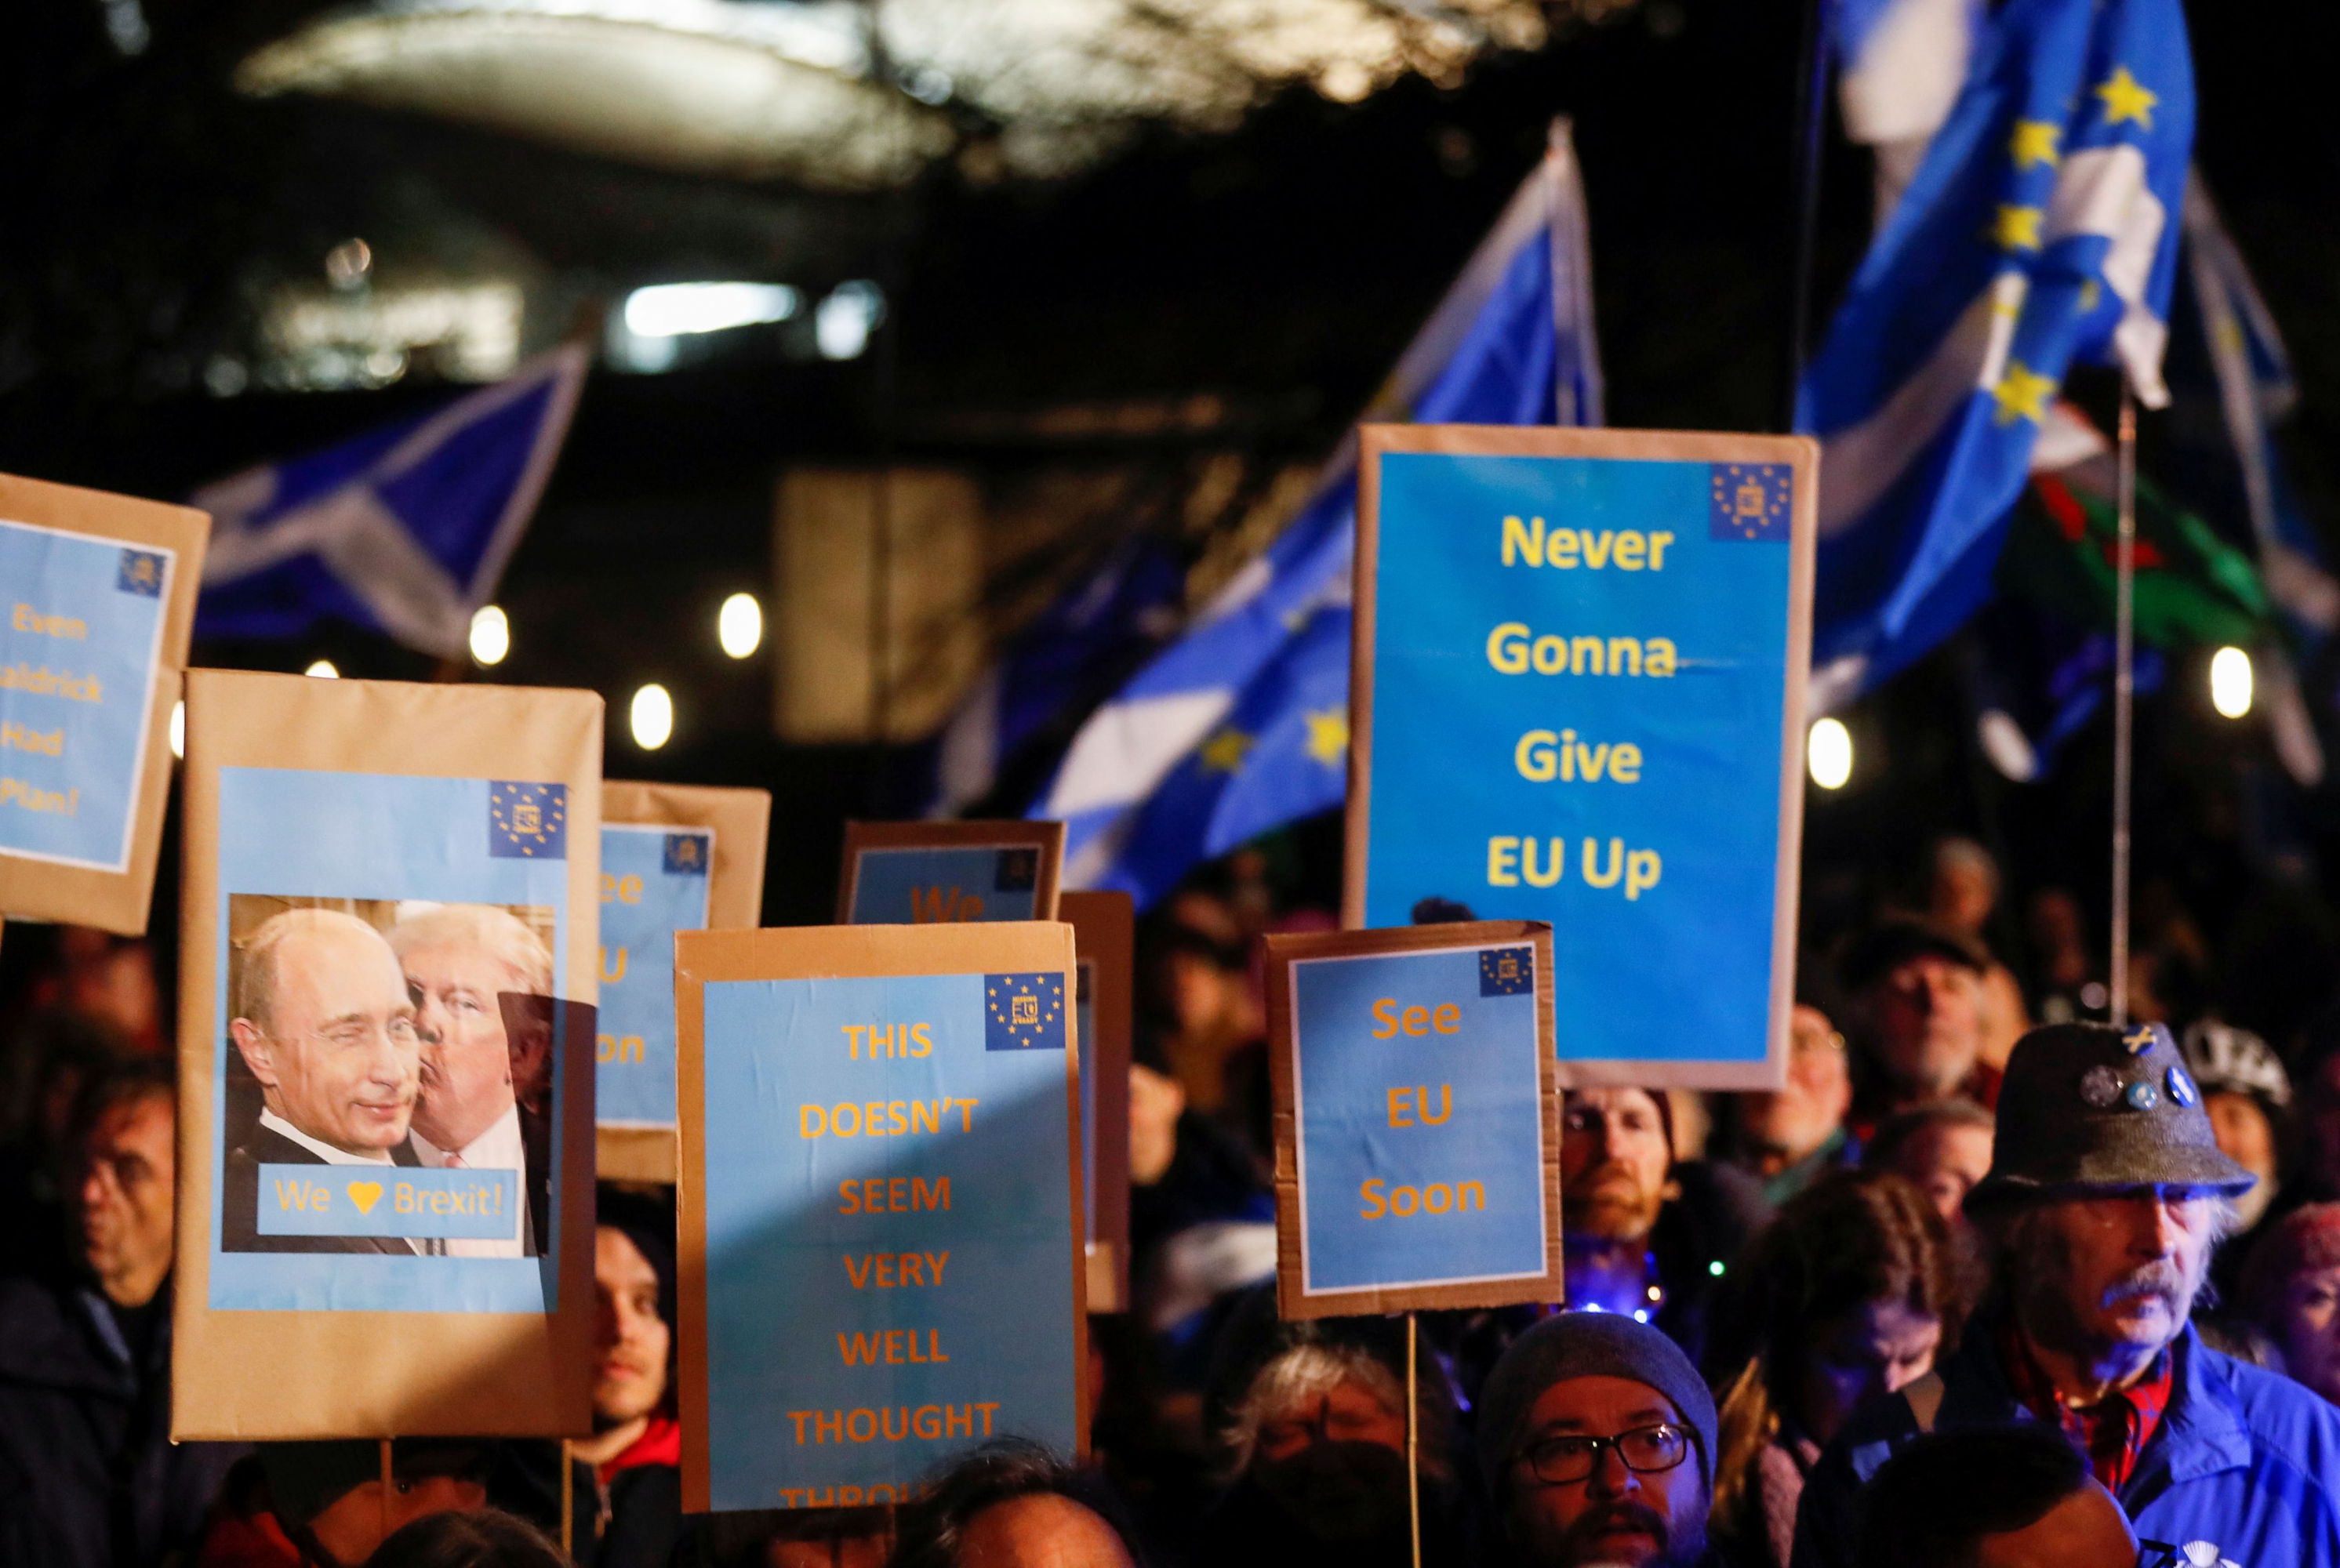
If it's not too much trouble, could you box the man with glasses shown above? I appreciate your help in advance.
[1474,1311,1721,1568]
[223,907,427,1254]
[1793,1023,2340,1568]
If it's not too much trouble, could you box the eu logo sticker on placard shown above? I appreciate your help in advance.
[598,824,716,1127]
[0,518,174,872]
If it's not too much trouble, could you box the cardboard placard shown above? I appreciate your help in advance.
[1347,425,1815,1091]
[1062,891,1132,1313]
[1269,920,1561,1319]
[0,472,208,934]
[598,780,771,1183]
[676,922,1086,1512]
[835,819,1064,925]
[173,670,601,1440]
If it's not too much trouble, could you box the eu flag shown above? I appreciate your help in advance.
[985,974,1066,1051]
[662,832,710,876]
[1479,947,1535,997]
[489,782,568,860]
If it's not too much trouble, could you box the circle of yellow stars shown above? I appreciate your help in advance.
[1975,64,2160,432]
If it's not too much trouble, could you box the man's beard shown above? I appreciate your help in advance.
[1535,1497,1706,1568]
[2019,1229,2204,1359]
[1564,1163,1661,1241]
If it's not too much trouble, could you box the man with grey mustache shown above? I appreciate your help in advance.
[1793,1022,2340,1568]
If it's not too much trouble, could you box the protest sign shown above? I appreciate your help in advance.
[173,670,601,1439]
[1268,920,1560,1318]
[836,819,1063,924]
[676,922,1085,1512]
[0,472,207,933]
[1061,891,1132,1312]
[1347,426,1815,1090]
[598,780,770,1183]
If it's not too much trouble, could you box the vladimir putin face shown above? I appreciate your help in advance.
[231,917,421,1155]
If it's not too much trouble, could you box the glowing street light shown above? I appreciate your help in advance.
[630,683,674,750]
[2210,646,2253,719]
[470,604,511,666]
[305,659,340,679]
[1808,717,1853,789]
[718,593,763,659]
[623,282,798,338]
[169,699,185,760]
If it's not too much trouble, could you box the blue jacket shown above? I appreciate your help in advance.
[1790,1321,2340,1568]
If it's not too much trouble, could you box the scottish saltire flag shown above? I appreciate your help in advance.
[194,346,588,658]
[2179,177,2340,645]
[1829,0,1982,223]
[930,537,1183,818]
[1802,0,2193,714]
[1035,120,1601,904]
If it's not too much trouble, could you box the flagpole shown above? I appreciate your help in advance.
[2109,382,2137,1026]
[1779,0,1829,432]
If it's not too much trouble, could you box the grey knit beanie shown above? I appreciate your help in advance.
[1473,1311,1718,1493]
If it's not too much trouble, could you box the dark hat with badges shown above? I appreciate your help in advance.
[1965,1021,2256,1211]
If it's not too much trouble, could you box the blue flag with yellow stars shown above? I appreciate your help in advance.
[1799,0,2193,710]
[489,782,568,859]
[984,973,1067,1051]
[1036,121,1605,909]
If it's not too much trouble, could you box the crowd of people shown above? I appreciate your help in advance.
[3,834,2340,1566]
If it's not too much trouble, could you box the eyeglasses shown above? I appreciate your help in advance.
[1514,1424,1691,1485]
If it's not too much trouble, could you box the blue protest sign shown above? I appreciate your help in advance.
[837,821,1063,924]
[596,824,713,1128]
[0,519,173,873]
[1350,427,1814,1089]
[677,924,1084,1512]
[1269,922,1560,1316]
[206,767,572,1312]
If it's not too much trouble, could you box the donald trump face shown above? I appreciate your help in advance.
[231,910,420,1155]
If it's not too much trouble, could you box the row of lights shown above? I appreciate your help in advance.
[1804,645,2259,791]
[163,593,768,759]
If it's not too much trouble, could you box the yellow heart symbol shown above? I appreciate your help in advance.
[347,1181,383,1215]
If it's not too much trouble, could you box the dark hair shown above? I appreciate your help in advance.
[1710,1171,1970,1543]
[891,1439,1143,1568]
[364,1508,567,1568]
[1855,1426,2091,1568]
[67,1055,176,1149]
[1864,1098,1995,1174]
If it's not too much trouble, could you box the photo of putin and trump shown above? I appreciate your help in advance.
[218,898,558,1258]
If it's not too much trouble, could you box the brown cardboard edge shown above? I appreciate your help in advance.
[1341,432,1387,932]
[1061,891,1133,1313]
[603,780,772,930]
[674,920,1088,1509]
[1268,921,1564,1319]
[170,670,605,1440]
[0,476,209,933]
[598,1125,678,1185]
[835,819,1066,924]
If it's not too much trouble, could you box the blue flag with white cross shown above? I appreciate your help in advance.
[1799,0,2193,710]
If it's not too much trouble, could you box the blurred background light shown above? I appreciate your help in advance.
[169,699,185,760]
[1808,717,1852,789]
[623,281,799,339]
[469,604,511,665]
[718,592,763,659]
[630,682,674,749]
[816,281,884,360]
[305,659,341,678]
[2211,646,2254,719]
